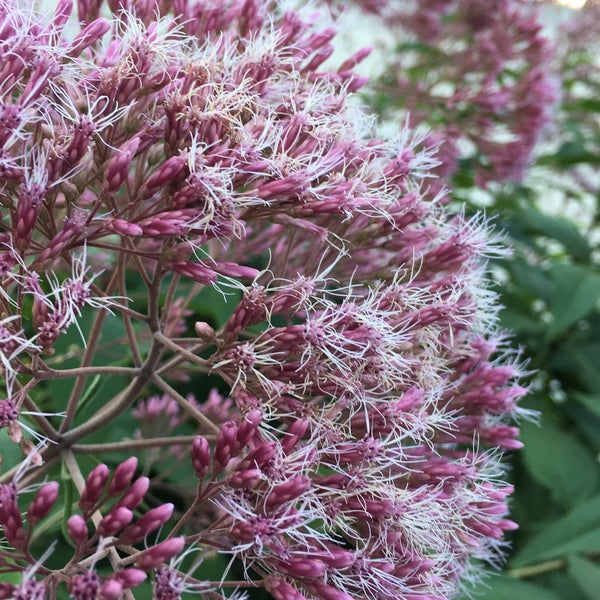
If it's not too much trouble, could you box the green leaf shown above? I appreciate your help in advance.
[519,420,600,509]
[511,495,600,567]
[566,395,600,452]
[545,264,600,341]
[573,393,600,421]
[458,574,563,600]
[564,98,600,113]
[538,140,600,167]
[509,207,592,261]
[569,344,600,393]
[497,290,544,334]
[505,258,555,302]
[568,554,600,600]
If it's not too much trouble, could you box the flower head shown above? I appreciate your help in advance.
[0,0,526,598]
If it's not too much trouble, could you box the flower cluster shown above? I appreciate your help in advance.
[334,0,557,187]
[0,0,525,599]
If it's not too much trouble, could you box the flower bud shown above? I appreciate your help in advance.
[114,476,150,511]
[112,569,147,589]
[134,537,185,571]
[108,457,138,497]
[67,514,89,545]
[191,436,211,479]
[265,476,311,510]
[68,18,111,57]
[215,421,240,468]
[99,579,122,600]
[120,503,174,545]
[97,506,133,537]
[27,481,59,524]
[79,464,110,512]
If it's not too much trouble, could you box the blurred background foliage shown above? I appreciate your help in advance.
[357,1,600,598]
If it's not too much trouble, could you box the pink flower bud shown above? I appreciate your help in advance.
[97,506,133,537]
[171,261,218,285]
[114,476,149,510]
[103,137,141,192]
[265,576,309,600]
[265,476,311,510]
[238,440,278,470]
[0,399,18,429]
[313,549,355,569]
[134,537,185,571]
[282,418,310,453]
[99,579,122,600]
[80,464,110,512]
[68,18,111,57]
[120,503,174,545]
[27,481,59,524]
[67,514,89,545]
[306,582,355,600]
[215,421,240,468]
[141,156,186,197]
[337,46,373,73]
[228,468,261,489]
[112,569,147,589]
[236,409,262,447]
[276,557,326,579]
[108,457,138,497]
[106,218,143,237]
[191,436,211,479]
[212,262,260,279]
[50,0,73,31]
[0,483,25,551]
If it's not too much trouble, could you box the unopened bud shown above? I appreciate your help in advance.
[135,537,185,571]
[191,436,211,479]
[97,506,133,537]
[79,464,110,512]
[108,457,138,497]
[120,503,174,545]
[27,481,59,524]
[194,321,215,341]
[67,514,89,545]
[114,476,149,510]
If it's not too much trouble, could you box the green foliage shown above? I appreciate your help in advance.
[366,5,600,599]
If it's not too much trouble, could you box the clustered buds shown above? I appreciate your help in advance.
[0,0,537,598]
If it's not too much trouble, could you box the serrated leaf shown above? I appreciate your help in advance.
[545,264,600,341]
[519,420,599,508]
[510,495,600,567]
[568,554,600,600]
[457,574,563,600]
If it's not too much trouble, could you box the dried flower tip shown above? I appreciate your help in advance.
[194,321,215,341]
